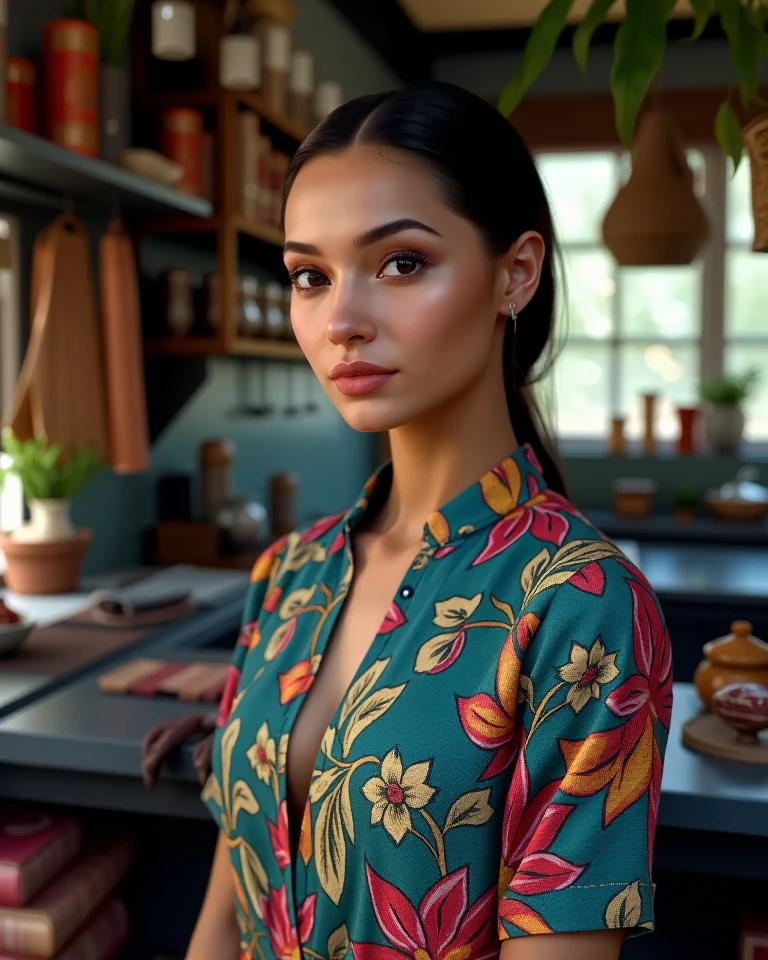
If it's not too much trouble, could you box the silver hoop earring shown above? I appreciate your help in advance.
[509,303,519,390]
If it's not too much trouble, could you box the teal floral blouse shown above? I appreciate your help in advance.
[202,443,672,960]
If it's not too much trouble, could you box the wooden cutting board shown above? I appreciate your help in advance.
[7,213,110,459]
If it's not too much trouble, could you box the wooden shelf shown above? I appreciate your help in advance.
[0,124,212,216]
[138,89,309,143]
[235,216,284,247]
[146,336,305,360]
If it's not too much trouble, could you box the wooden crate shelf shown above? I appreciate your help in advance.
[146,336,304,360]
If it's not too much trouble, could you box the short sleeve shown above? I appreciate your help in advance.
[497,556,672,940]
[214,539,283,728]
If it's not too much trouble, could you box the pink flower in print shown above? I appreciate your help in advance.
[267,799,291,870]
[352,860,498,960]
[259,885,315,960]
[379,601,406,634]
[300,512,345,543]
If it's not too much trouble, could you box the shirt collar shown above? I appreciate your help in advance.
[343,442,549,546]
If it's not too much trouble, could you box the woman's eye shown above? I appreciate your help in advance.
[292,269,327,290]
[379,256,426,279]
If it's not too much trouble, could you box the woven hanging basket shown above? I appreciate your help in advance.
[602,108,710,266]
[743,114,768,253]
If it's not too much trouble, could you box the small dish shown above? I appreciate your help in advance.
[711,682,768,744]
[0,617,35,657]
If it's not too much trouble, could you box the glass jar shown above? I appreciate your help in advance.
[261,281,285,338]
[239,276,263,337]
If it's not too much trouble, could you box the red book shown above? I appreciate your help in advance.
[0,835,135,958]
[0,897,129,960]
[0,810,82,908]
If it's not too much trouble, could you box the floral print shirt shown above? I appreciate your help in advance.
[202,443,672,960]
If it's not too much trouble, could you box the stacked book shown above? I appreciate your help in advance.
[0,807,134,960]
[238,110,290,228]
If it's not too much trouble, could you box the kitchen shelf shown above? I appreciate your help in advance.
[234,216,284,248]
[146,336,304,360]
[0,124,212,216]
[139,89,309,143]
[138,214,284,249]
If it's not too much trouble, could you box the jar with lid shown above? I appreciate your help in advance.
[694,620,768,709]
[288,49,314,129]
[260,281,286,338]
[259,22,291,116]
[239,276,264,337]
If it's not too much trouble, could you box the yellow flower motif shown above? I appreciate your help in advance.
[557,638,619,713]
[246,720,277,784]
[361,747,435,845]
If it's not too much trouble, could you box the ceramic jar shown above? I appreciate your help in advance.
[694,620,768,709]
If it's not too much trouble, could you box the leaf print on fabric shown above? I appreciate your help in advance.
[327,923,350,960]
[480,457,522,515]
[522,540,622,606]
[491,594,516,626]
[300,511,345,544]
[517,675,534,710]
[342,684,406,759]
[278,659,314,704]
[309,765,346,803]
[279,587,316,620]
[559,578,672,863]
[352,861,498,960]
[427,510,450,547]
[497,898,553,937]
[557,637,620,713]
[568,560,607,596]
[267,799,291,870]
[604,881,642,929]
[520,547,550,595]
[315,785,347,906]
[379,601,406,634]
[443,788,493,832]
[265,618,298,661]
[264,585,283,614]
[499,739,586,897]
[361,747,436,845]
[246,720,277,785]
[339,660,389,726]
[473,491,579,567]
[299,800,312,866]
[414,630,466,675]
[277,733,289,774]
[432,593,482,628]
[239,841,269,922]
[231,780,260,823]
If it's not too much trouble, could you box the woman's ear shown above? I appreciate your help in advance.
[497,231,546,315]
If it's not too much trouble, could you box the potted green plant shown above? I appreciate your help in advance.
[699,369,760,454]
[499,0,768,247]
[62,0,136,164]
[672,484,699,523]
[0,430,104,594]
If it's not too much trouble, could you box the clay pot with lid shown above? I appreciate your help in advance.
[694,620,768,709]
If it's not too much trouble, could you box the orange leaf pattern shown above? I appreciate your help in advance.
[202,443,670,959]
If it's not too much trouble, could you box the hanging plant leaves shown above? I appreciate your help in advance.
[715,0,763,107]
[611,0,678,146]
[573,0,619,73]
[715,100,744,173]
[498,0,577,118]
[684,0,715,42]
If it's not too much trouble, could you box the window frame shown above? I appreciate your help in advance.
[0,215,24,542]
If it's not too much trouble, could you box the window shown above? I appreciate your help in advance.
[536,149,767,444]
[0,216,23,540]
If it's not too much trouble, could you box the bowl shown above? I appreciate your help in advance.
[0,617,35,657]
[706,496,768,522]
[711,682,768,743]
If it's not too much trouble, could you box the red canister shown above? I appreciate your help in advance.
[43,19,99,156]
[160,108,203,195]
[7,58,37,133]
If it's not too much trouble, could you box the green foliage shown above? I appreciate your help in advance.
[500,0,768,166]
[0,429,104,500]
[699,368,760,405]
[61,0,135,66]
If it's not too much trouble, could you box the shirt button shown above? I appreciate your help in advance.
[400,585,415,599]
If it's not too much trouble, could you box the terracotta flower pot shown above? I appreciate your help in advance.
[0,529,92,595]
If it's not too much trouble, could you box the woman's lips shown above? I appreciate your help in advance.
[330,360,397,396]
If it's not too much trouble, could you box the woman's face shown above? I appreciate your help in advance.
[283,144,532,434]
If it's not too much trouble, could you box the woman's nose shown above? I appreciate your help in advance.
[325,283,376,346]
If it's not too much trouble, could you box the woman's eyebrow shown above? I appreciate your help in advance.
[283,218,441,257]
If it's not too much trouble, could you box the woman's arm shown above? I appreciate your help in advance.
[185,830,241,960]
[500,930,624,960]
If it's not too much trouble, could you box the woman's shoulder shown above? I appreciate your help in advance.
[247,510,348,585]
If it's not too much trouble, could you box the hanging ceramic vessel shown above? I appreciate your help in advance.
[602,108,710,266]
[743,114,768,253]
[151,1,195,60]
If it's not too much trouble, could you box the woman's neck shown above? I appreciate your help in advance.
[368,375,517,551]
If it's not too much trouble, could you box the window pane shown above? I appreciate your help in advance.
[726,345,768,441]
[619,343,698,440]
[558,249,614,339]
[725,250,768,337]
[536,153,617,243]
[549,342,610,438]
[620,264,702,339]
[727,157,753,245]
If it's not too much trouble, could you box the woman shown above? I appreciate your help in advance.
[148,80,672,960]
